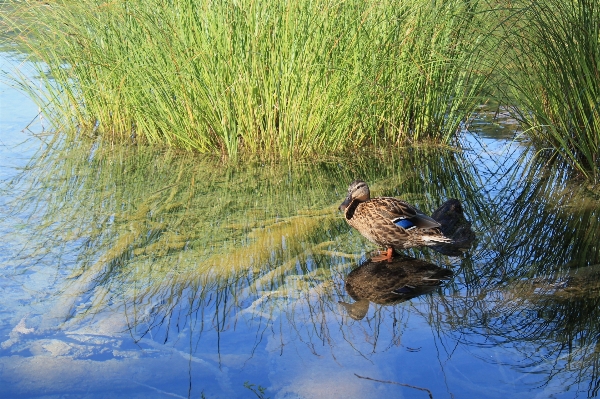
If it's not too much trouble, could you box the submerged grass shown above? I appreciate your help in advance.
[2,136,489,330]
[5,0,491,160]
[6,133,600,384]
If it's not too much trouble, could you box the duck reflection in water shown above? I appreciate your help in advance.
[339,256,453,320]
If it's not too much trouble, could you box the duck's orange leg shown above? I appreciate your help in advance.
[385,247,394,260]
[372,247,395,262]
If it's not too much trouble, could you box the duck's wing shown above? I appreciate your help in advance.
[372,197,441,229]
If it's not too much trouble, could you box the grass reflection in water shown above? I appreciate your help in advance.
[2,135,600,398]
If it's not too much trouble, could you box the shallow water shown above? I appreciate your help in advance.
[2,53,600,399]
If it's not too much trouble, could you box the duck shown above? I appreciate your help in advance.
[339,180,453,260]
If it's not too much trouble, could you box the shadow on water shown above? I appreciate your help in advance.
[1,131,600,397]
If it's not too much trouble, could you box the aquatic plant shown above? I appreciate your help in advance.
[2,134,487,338]
[499,0,600,181]
[4,0,491,159]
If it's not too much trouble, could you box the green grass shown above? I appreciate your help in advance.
[4,0,491,160]
[5,0,598,181]
[498,0,600,181]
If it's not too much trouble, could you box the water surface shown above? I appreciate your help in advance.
[2,53,600,399]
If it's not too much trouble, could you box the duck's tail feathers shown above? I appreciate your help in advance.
[421,234,454,245]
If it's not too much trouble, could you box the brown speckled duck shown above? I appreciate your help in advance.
[339,180,453,260]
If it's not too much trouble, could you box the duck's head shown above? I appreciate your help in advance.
[339,180,370,211]
[338,299,370,320]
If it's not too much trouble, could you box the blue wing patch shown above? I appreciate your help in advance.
[392,285,416,294]
[393,218,415,229]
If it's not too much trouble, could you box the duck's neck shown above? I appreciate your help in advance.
[345,199,362,220]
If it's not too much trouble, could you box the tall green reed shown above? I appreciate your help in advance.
[499,0,600,181]
[6,0,491,160]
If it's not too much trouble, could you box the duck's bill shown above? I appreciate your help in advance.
[339,197,351,211]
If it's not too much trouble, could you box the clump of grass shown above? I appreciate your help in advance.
[6,0,491,160]
[500,0,600,181]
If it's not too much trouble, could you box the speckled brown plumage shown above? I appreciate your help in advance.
[339,180,452,257]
